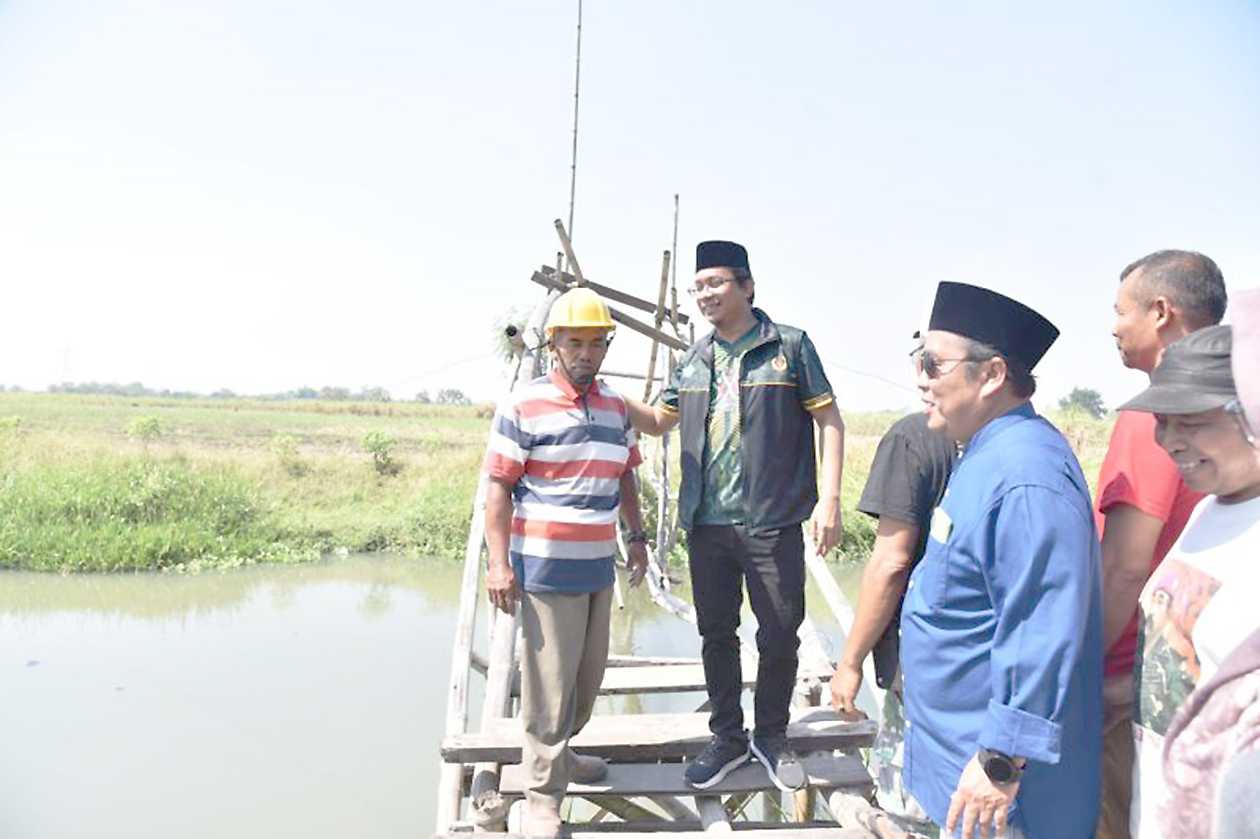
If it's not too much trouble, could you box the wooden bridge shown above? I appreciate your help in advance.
[435,224,920,839]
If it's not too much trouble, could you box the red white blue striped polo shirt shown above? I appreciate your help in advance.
[483,370,642,593]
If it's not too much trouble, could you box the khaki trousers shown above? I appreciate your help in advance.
[1096,672,1135,839]
[520,586,612,799]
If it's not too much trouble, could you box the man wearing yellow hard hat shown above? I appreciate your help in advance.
[481,286,649,837]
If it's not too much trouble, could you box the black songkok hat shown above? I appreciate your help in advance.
[696,240,750,272]
[928,281,1059,371]
[1119,325,1236,415]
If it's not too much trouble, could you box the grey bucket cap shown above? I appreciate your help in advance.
[1120,325,1235,415]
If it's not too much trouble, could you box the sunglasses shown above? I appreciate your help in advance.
[914,349,979,379]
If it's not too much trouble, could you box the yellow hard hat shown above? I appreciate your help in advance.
[545,287,615,335]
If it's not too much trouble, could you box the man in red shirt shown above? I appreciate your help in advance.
[1096,249,1227,839]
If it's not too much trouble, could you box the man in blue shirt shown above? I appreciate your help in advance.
[900,282,1103,838]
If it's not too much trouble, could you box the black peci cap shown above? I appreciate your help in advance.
[696,240,750,273]
[928,282,1059,370]
[1120,325,1236,415]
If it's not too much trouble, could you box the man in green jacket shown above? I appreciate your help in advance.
[625,240,845,792]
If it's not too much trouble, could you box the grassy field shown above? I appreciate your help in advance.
[0,393,1113,573]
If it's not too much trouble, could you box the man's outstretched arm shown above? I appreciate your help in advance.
[623,396,680,437]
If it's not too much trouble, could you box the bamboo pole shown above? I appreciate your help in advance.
[435,473,489,834]
[644,250,672,400]
[469,608,520,829]
[655,429,674,564]
[655,796,698,821]
[538,264,691,325]
[695,796,732,832]
[792,678,824,822]
[531,271,689,352]
[470,650,488,676]
[598,370,663,381]
[826,790,911,838]
[554,219,587,286]
[566,0,582,241]
[724,791,754,819]
[579,796,662,822]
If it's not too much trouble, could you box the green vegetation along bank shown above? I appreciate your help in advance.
[0,393,1113,573]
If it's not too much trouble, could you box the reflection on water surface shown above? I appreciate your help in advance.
[1,554,862,838]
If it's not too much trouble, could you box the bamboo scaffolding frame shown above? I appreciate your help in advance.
[435,222,902,839]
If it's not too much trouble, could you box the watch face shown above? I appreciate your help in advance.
[984,755,1015,783]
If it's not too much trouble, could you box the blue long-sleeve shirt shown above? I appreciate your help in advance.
[900,403,1103,838]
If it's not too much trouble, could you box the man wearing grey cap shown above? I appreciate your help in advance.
[900,282,1103,839]
[1114,324,1260,839]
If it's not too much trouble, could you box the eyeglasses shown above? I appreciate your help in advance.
[686,275,734,296]
[914,349,978,379]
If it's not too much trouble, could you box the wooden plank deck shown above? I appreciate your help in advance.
[441,708,877,764]
[498,753,872,797]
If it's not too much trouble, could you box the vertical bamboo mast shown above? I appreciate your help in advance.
[566,0,583,245]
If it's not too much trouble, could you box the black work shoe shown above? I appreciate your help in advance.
[750,734,806,792]
[684,735,750,789]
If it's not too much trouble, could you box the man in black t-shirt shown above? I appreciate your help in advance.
[830,402,955,818]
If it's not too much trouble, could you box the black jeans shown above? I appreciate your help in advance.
[688,524,805,741]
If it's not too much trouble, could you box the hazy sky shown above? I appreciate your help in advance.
[3,1,1258,410]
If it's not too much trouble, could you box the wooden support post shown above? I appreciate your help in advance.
[578,796,662,822]
[826,790,912,838]
[469,608,520,830]
[792,677,824,822]
[469,650,488,677]
[554,219,587,285]
[644,249,672,400]
[435,474,489,834]
[723,791,754,819]
[695,795,732,833]
[762,790,783,823]
[654,795,698,821]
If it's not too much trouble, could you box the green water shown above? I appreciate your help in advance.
[1,554,863,838]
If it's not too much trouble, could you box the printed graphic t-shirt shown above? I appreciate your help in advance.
[1095,411,1204,677]
[694,324,761,525]
[1130,493,1260,838]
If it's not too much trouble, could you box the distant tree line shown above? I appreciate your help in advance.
[414,389,471,405]
[43,381,471,404]
[49,381,204,398]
